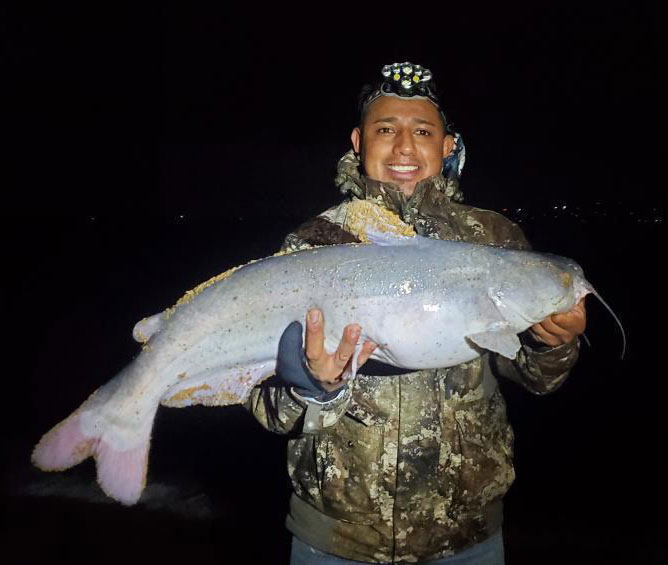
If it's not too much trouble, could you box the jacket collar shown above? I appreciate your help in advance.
[334,149,464,222]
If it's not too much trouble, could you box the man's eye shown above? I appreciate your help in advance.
[416,129,431,136]
[378,127,393,134]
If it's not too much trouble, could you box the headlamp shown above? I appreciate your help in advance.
[360,61,451,133]
[364,62,439,107]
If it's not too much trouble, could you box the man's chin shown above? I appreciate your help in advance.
[392,180,417,198]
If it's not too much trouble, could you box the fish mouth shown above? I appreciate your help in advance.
[574,277,594,303]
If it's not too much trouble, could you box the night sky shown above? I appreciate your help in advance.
[6,4,663,215]
[3,4,665,564]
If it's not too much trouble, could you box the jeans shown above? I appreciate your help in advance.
[290,530,504,565]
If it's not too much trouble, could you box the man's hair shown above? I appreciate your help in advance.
[357,82,452,135]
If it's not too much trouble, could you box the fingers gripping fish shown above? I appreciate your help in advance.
[32,230,623,505]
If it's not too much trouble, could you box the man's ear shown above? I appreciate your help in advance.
[442,134,455,158]
[351,127,362,154]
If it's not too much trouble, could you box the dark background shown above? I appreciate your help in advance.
[2,3,665,564]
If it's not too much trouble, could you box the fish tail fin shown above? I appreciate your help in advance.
[32,374,155,506]
[32,412,98,471]
[95,437,150,505]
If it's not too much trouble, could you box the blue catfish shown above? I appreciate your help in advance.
[32,231,619,505]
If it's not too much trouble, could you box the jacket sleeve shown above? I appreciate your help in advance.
[492,337,580,395]
[244,381,353,435]
[244,383,307,434]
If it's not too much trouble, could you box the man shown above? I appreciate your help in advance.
[246,62,586,564]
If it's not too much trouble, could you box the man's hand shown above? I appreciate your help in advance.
[305,309,377,392]
[528,298,587,347]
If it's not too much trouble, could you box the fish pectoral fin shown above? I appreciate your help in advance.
[341,340,364,381]
[466,328,521,359]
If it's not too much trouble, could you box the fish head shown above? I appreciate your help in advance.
[540,254,593,306]
[490,253,593,329]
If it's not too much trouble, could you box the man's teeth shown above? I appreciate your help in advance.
[388,165,418,172]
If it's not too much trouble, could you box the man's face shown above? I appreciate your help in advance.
[351,96,454,197]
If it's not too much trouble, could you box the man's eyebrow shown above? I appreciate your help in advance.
[373,116,438,127]
[414,118,438,126]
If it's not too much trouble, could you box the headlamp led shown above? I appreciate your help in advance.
[364,62,439,107]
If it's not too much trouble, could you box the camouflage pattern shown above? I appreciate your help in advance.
[246,150,580,563]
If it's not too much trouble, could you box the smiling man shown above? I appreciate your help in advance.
[246,62,585,564]
[351,96,454,198]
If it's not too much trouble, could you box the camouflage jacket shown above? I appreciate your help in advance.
[246,150,580,563]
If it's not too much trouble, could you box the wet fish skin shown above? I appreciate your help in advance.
[32,235,593,505]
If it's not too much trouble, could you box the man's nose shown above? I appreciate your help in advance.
[394,129,416,155]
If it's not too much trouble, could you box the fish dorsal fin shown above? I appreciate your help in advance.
[466,327,521,359]
[342,199,416,242]
[132,313,165,344]
[365,228,420,246]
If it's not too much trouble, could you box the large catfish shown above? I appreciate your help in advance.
[32,203,621,505]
